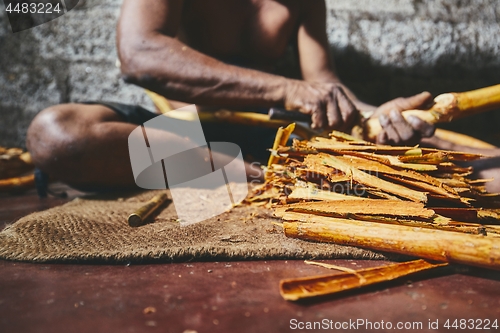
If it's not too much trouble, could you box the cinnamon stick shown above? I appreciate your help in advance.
[280,259,447,301]
[283,214,500,270]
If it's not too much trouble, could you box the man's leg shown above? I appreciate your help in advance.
[27,103,146,190]
[27,103,262,191]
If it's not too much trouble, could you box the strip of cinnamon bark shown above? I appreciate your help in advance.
[319,154,428,202]
[308,140,481,161]
[280,211,485,235]
[280,259,448,301]
[275,199,434,219]
[267,123,296,168]
[287,186,365,201]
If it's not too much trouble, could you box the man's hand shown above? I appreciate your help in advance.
[373,92,436,146]
[284,80,359,131]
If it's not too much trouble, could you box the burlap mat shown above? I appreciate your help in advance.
[0,191,391,263]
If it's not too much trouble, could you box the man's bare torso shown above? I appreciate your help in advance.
[179,0,300,67]
[27,0,443,191]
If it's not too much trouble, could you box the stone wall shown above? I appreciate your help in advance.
[326,0,500,144]
[0,0,499,148]
[0,0,153,148]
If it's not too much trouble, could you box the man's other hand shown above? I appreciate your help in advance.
[373,92,436,146]
[284,81,359,131]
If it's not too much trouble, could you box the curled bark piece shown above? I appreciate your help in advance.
[320,154,428,202]
[267,123,296,168]
[280,259,447,301]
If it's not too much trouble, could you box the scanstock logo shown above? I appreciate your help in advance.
[128,105,248,226]
[3,0,80,33]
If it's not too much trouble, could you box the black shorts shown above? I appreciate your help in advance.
[84,101,276,163]
[83,101,158,125]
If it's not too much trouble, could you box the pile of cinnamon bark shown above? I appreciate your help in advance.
[0,147,35,193]
[248,126,500,300]
[249,126,500,268]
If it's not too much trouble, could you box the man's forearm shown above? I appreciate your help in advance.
[119,34,290,108]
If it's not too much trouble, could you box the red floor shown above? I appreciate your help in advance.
[1,187,499,333]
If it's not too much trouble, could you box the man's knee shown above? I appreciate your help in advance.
[27,104,89,175]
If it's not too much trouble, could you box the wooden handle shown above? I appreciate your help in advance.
[364,84,500,141]
[268,108,311,123]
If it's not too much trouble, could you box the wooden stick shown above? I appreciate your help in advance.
[434,129,497,149]
[283,214,500,270]
[364,84,500,141]
[147,85,500,147]
[128,192,169,227]
[280,259,447,301]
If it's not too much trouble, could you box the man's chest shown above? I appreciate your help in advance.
[180,0,300,62]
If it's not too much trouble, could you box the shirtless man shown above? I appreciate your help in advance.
[26,0,435,191]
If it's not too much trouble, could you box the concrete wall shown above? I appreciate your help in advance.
[1,0,499,148]
[0,0,153,148]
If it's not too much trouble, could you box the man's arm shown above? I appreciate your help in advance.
[117,0,359,130]
[295,1,374,115]
[295,0,435,144]
[117,0,287,109]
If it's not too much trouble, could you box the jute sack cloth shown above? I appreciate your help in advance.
[0,190,392,263]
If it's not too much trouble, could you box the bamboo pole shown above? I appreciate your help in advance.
[145,89,318,139]
[434,129,497,149]
[364,84,500,141]
[147,85,500,146]
[283,214,500,270]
